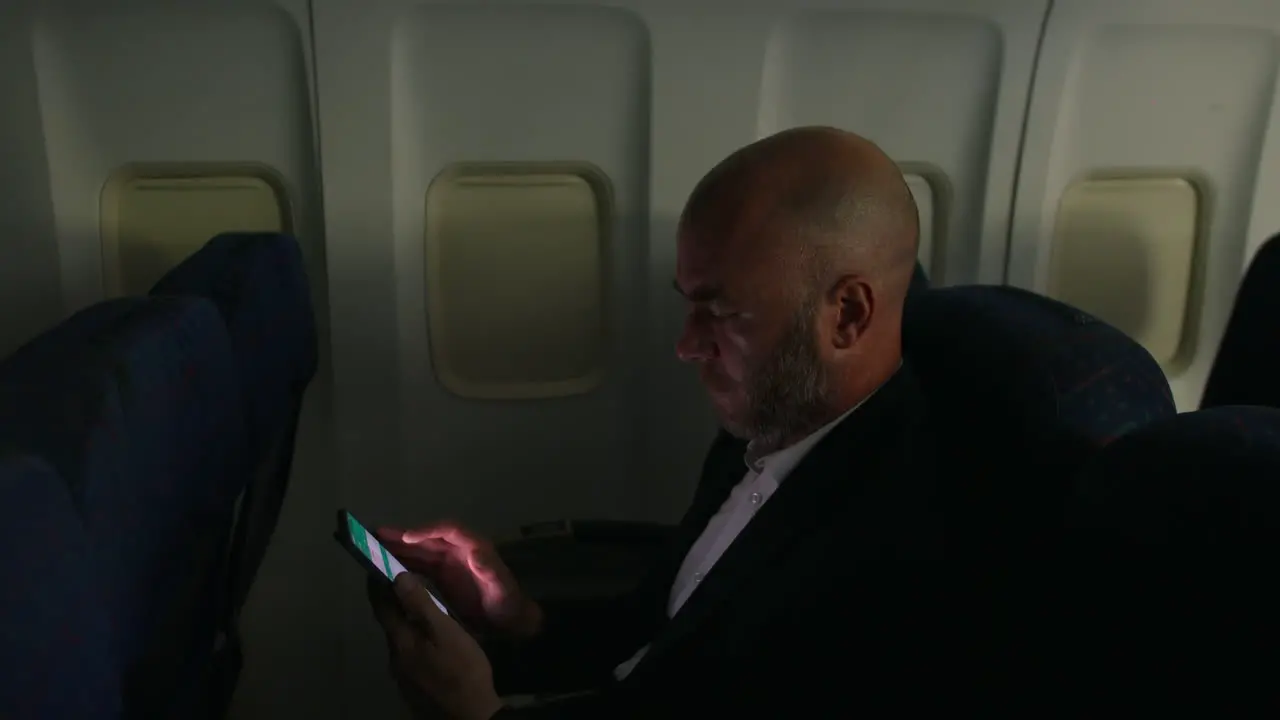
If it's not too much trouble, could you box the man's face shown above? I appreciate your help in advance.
[674,222,832,448]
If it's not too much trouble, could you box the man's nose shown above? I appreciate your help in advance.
[676,316,715,363]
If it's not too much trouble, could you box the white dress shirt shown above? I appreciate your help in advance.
[613,387,885,681]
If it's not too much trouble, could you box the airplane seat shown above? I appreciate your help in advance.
[1061,405,1280,710]
[150,231,319,654]
[904,284,1176,529]
[499,520,679,602]
[0,453,123,720]
[902,284,1176,697]
[910,259,930,293]
[1201,232,1280,409]
[0,296,252,719]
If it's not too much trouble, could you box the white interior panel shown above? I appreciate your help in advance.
[29,1,327,315]
[0,3,61,358]
[758,2,1047,286]
[424,165,608,399]
[1049,177,1200,368]
[905,173,937,274]
[385,1,649,529]
[1009,0,1280,410]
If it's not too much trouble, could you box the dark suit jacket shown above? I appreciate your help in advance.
[489,365,956,717]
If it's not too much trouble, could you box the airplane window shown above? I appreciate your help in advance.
[1048,175,1200,368]
[424,162,609,400]
[101,164,290,296]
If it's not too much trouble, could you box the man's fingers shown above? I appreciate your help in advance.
[383,610,420,658]
[401,521,482,551]
[367,575,402,626]
[374,526,406,543]
[386,537,451,558]
[368,573,417,648]
[377,529,453,563]
[393,572,450,634]
[368,575,422,657]
[375,527,429,555]
[383,541,449,571]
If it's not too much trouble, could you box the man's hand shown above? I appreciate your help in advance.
[376,522,542,639]
[369,573,506,720]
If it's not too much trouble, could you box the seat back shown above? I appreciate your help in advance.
[1201,233,1280,409]
[0,453,122,720]
[151,232,318,631]
[0,296,250,718]
[905,285,1175,543]
[910,259,930,294]
[1063,405,1280,708]
[902,285,1176,698]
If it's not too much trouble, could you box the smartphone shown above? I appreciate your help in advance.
[334,509,451,616]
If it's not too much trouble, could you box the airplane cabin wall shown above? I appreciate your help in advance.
[0,1,1277,719]
[1009,0,1280,411]
[0,10,60,360]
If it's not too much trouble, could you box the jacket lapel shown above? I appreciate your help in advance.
[630,368,922,674]
[623,430,752,631]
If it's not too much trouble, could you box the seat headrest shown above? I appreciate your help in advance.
[0,296,248,511]
[910,260,929,294]
[1201,232,1280,409]
[150,232,318,452]
[905,285,1175,451]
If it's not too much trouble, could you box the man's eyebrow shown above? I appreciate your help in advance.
[672,280,724,303]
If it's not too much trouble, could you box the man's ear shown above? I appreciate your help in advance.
[829,276,874,350]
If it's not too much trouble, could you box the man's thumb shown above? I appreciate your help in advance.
[393,572,444,626]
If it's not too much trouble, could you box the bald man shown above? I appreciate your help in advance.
[367,128,954,719]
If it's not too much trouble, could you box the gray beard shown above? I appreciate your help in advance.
[726,303,834,455]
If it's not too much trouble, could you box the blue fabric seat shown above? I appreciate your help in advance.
[150,232,318,632]
[151,232,317,464]
[904,285,1176,536]
[910,259,930,294]
[0,453,122,720]
[1201,233,1280,410]
[1062,405,1280,709]
[0,296,250,717]
[902,284,1177,703]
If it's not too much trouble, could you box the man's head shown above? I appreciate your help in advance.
[674,126,920,452]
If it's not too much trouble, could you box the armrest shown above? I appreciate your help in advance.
[486,519,676,695]
[515,519,677,545]
[499,519,675,601]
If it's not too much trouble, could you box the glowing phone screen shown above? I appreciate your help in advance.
[343,512,449,615]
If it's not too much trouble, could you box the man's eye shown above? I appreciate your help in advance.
[688,304,738,322]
